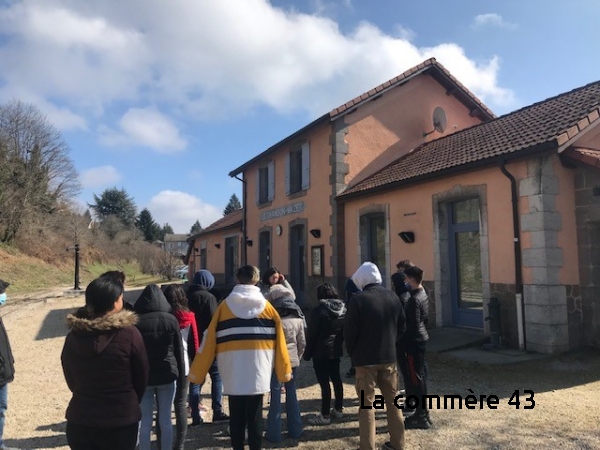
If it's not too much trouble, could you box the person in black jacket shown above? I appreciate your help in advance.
[0,279,15,450]
[304,283,346,425]
[134,284,185,450]
[400,265,431,430]
[186,270,228,424]
[391,260,413,395]
[344,262,406,450]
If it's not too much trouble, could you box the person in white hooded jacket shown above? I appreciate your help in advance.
[344,262,406,450]
[188,265,291,450]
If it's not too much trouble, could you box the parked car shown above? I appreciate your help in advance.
[174,265,188,279]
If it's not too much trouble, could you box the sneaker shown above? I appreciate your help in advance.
[308,414,331,425]
[404,415,431,430]
[213,411,230,423]
[381,442,399,450]
[330,408,344,419]
[190,417,204,426]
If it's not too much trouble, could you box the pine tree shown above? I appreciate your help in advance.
[159,223,174,241]
[89,187,137,227]
[190,220,203,234]
[136,208,161,242]
[223,193,242,216]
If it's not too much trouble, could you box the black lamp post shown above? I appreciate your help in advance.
[67,243,81,290]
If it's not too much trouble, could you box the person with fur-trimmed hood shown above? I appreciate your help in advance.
[61,277,149,450]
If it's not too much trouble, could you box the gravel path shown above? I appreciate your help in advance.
[3,294,600,450]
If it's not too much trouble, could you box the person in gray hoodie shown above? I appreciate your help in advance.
[264,285,305,443]
[304,282,346,425]
[344,262,406,450]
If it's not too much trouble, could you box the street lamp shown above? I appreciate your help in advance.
[66,243,81,290]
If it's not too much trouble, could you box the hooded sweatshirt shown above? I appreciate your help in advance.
[61,308,149,427]
[304,298,346,361]
[135,284,185,386]
[269,291,306,367]
[344,262,406,367]
[188,283,291,395]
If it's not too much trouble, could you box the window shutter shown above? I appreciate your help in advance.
[301,141,310,190]
[255,170,260,205]
[268,161,275,201]
[285,152,291,195]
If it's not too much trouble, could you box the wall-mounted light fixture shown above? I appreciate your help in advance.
[214,243,221,249]
[309,229,321,239]
[398,231,415,243]
[246,239,253,247]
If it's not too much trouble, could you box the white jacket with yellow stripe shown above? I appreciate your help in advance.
[188,284,291,395]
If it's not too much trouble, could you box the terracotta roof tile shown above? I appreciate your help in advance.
[190,209,243,239]
[563,147,600,169]
[340,81,600,198]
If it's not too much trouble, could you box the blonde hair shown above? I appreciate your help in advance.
[235,265,260,285]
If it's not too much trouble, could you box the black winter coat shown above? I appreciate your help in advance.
[135,285,185,386]
[401,287,429,347]
[0,317,14,385]
[186,285,217,337]
[344,284,406,367]
[61,309,149,427]
[304,299,346,361]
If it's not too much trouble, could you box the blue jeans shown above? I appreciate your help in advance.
[189,360,223,421]
[0,383,7,449]
[139,382,176,450]
[265,367,302,442]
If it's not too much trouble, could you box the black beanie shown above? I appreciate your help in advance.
[0,279,9,294]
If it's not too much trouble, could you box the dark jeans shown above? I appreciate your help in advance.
[189,360,223,421]
[405,342,428,417]
[313,358,343,416]
[173,378,189,450]
[66,422,139,450]
[228,394,263,450]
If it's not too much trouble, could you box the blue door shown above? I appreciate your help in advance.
[449,199,483,328]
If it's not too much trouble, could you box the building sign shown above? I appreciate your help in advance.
[260,201,305,221]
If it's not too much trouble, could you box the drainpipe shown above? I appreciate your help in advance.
[234,174,247,266]
[500,162,526,350]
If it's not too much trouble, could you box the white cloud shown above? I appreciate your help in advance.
[147,190,222,234]
[79,165,121,188]
[0,0,517,130]
[100,108,187,153]
[471,13,517,30]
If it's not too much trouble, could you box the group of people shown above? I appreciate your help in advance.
[56,259,428,450]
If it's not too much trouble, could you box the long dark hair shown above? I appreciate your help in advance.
[85,277,124,318]
[163,284,189,314]
[262,266,280,287]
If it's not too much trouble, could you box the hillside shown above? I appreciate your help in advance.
[0,246,165,295]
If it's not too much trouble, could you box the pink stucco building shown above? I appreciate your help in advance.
[191,59,600,354]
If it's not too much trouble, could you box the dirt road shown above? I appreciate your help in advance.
[3,294,600,449]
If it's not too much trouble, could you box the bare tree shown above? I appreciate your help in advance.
[0,100,80,242]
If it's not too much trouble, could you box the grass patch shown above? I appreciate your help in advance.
[0,247,174,294]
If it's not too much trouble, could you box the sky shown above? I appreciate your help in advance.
[1,0,599,233]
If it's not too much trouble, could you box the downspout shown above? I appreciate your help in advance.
[500,162,526,350]
[234,174,247,266]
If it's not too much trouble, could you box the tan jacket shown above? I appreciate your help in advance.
[282,316,306,368]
